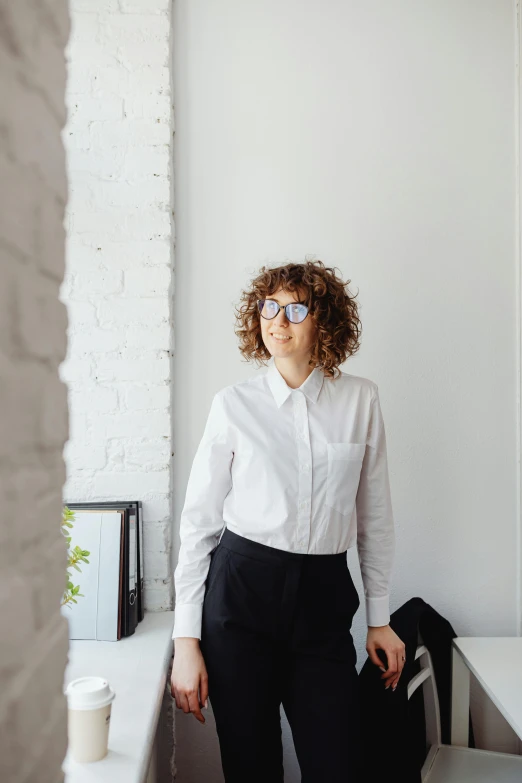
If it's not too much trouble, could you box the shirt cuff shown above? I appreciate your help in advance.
[172,603,203,640]
[366,594,390,627]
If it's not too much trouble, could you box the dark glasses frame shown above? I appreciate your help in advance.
[257,299,310,323]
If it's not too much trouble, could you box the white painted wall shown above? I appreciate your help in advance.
[61,0,175,611]
[172,0,521,779]
[0,2,71,781]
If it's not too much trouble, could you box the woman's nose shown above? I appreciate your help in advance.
[274,308,289,325]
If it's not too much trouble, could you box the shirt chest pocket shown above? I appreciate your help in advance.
[326,442,366,515]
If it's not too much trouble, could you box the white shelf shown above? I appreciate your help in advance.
[62,610,175,783]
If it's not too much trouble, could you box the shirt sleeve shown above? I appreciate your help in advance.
[355,385,395,628]
[172,390,234,640]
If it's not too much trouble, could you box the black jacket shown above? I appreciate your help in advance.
[358,596,475,782]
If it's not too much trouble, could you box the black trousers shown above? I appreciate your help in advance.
[200,527,362,783]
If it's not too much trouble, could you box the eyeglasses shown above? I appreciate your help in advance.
[257,299,309,324]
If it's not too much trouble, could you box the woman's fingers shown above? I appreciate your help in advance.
[174,688,206,722]
[176,691,191,713]
[379,648,397,686]
[395,650,406,688]
[188,690,205,723]
[385,651,406,690]
[388,652,401,690]
[199,674,209,710]
[367,647,387,672]
[367,644,395,686]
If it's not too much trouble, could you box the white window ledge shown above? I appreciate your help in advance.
[62,610,175,783]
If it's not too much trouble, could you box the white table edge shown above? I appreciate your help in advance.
[451,637,522,740]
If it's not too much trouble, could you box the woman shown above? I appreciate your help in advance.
[171,259,405,782]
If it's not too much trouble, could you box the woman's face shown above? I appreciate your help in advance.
[259,287,317,362]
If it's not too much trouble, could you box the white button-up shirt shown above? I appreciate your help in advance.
[172,359,395,639]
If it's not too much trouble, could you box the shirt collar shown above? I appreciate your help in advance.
[265,361,325,408]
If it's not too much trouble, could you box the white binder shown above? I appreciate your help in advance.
[61,511,124,641]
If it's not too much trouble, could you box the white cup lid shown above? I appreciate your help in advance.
[65,676,115,711]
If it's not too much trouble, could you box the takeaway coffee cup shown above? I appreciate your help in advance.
[65,676,115,763]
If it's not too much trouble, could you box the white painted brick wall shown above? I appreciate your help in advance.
[0,2,71,782]
[61,0,174,612]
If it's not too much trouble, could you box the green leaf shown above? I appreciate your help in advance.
[61,506,91,604]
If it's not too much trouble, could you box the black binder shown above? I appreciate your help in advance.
[135,501,144,622]
[112,501,143,624]
[67,501,141,636]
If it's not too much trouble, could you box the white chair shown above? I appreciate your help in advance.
[410,635,522,782]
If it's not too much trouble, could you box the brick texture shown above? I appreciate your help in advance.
[0,1,71,781]
[61,0,174,612]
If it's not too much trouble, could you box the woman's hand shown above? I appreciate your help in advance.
[171,638,209,723]
[366,624,406,691]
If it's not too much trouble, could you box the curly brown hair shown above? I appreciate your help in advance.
[233,259,362,380]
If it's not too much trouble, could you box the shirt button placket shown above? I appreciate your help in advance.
[293,391,312,552]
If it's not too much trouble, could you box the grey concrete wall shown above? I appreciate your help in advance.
[0,2,71,781]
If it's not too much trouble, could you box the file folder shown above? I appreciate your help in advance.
[61,510,124,641]
[67,502,139,637]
